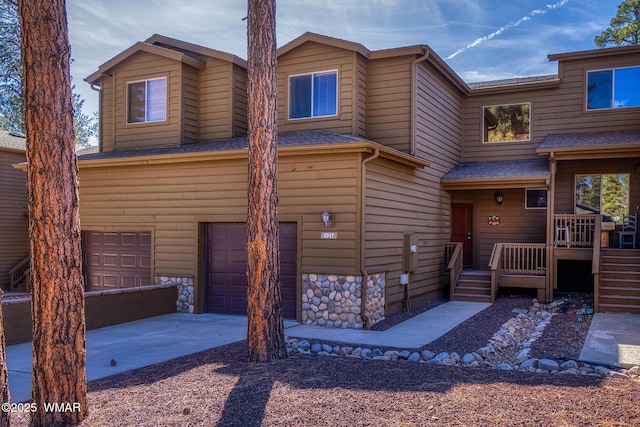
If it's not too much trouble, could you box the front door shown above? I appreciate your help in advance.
[451,203,473,267]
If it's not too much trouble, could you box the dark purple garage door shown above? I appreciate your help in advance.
[82,231,152,291]
[205,222,297,319]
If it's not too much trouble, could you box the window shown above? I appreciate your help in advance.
[483,103,530,143]
[288,70,337,119]
[525,189,547,209]
[587,66,640,110]
[575,173,629,223]
[127,77,167,123]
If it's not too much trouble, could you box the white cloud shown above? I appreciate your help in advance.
[446,0,570,59]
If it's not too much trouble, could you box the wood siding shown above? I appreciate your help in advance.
[232,64,248,137]
[355,54,368,138]
[0,151,29,288]
[198,60,240,141]
[367,56,413,152]
[111,52,183,150]
[451,189,547,269]
[365,158,448,313]
[182,64,199,144]
[78,152,360,281]
[463,52,640,163]
[277,42,357,135]
[414,61,463,173]
[98,52,247,151]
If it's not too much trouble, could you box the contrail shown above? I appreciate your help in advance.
[446,0,570,60]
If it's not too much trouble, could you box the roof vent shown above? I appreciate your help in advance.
[9,131,25,138]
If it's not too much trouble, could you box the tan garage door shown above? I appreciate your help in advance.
[82,231,151,291]
[205,222,297,318]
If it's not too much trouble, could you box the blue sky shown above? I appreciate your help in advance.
[66,0,621,121]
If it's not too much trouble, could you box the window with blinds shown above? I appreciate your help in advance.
[288,70,337,119]
[126,77,167,124]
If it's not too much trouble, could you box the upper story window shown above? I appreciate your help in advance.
[288,70,337,120]
[587,66,640,110]
[127,77,167,124]
[482,103,530,143]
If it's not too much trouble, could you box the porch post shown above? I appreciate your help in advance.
[545,155,557,302]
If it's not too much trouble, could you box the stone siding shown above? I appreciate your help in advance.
[301,273,387,329]
[155,275,194,313]
[301,274,364,329]
[364,272,386,327]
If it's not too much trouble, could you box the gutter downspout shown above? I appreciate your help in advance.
[360,148,380,329]
[410,50,430,156]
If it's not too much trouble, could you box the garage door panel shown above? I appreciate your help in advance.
[103,233,118,246]
[82,231,152,292]
[103,254,118,267]
[205,222,297,318]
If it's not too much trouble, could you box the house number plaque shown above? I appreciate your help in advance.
[321,232,338,239]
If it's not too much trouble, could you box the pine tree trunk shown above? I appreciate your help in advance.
[246,0,287,362]
[18,0,88,425]
[0,291,10,427]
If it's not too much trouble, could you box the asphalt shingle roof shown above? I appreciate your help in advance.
[78,130,367,161]
[468,75,558,90]
[538,130,640,151]
[0,130,26,151]
[442,159,549,181]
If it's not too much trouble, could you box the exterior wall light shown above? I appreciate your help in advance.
[495,191,504,205]
[322,210,333,228]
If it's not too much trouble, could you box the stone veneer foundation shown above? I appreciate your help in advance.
[301,272,386,329]
[155,275,194,313]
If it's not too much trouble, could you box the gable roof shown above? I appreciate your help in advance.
[0,130,26,153]
[278,32,469,94]
[277,32,371,58]
[442,159,549,190]
[86,34,247,85]
[144,34,247,68]
[537,130,640,159]
[77,130,429,169]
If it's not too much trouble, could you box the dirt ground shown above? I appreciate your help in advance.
[9,294,640,426]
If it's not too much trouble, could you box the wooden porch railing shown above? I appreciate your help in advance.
[500,243,547,275]
[553,214,598,247]
[9,255,30,291]
[489,243,546,302]
[445,242,463,301]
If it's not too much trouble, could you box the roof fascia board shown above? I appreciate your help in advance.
[442,176,549,190]
[144,34,247,68]
[75,141,429,170]
[86,42,206,84]
[537,144,640,160]
[549,44,640,62]
[277,32,370,58]
[468,78,560,96]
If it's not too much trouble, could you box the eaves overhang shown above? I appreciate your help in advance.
[537,130,640,160]
[72,141,428,170]
[51,130,430,172]
[441,159,549,190]
[86,42,206,85]
[442,175,549,191]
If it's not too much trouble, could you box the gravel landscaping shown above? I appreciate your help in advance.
[9,293,640,426]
